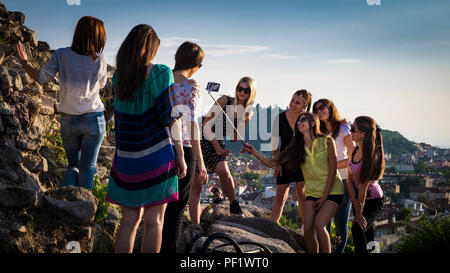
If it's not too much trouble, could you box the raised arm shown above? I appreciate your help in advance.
[242,143,279,168]
[16,41,40,82]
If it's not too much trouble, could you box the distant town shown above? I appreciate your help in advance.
[198,141,450,253]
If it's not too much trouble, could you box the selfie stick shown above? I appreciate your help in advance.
[207,90,246,145]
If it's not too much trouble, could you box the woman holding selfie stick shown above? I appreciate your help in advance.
[270,90,311,223]
[190,77,256,219]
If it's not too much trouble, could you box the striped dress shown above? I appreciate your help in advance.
[106,64,179,208]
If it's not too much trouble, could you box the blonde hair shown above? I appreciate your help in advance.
[233,76,256,121]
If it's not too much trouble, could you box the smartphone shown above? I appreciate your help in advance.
[206,82,220,92]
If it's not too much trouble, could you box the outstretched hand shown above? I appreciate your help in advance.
[240,142,255,154]
[16,41,28,61]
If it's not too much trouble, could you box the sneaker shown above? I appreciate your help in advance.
[229,200,245,217]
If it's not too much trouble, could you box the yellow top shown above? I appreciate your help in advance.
[300,136,344,198]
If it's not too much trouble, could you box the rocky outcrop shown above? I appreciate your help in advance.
[0,1,119,253]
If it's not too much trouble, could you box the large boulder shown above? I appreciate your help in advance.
[216,216,306,253]
[41,186,98,225]
[0,184,38,208]
[193,221,296,253]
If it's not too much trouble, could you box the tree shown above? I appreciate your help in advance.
[398,176,425,194]
[398,207,412,222]
[397,215,450,253]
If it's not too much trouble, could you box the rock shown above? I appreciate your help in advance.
[93,224,115,253]
[178,224,206,253]
[0,116,3,133]
[15,140,40,151]
[201,223,296,253]
[42,186,99,225]
[2,114,19,134]
[0,100,13,115]
[214,217,306,253]
[8,69,23,91]
[0,185,39,208]
[9,11,26,25]
[0,48,4,66]
[21,26,37,47]
[0,137,22,164]
[0,66,13,97]
[0,168,19,182]
[16,164,44,193]
[37,41,50,52]
[210,201,254,223]
[103,205,121,236]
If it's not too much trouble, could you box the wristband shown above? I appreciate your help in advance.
[21,59,30,66]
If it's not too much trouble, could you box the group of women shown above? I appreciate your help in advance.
[16,16,385,254]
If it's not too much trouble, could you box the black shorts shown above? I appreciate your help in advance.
[305,195,344,206]
[276,165,304,185]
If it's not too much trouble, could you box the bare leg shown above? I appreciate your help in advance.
[215,161,236,203]
[188,170,204,225]
[295,181,306,219]
[270,183,290,223]
[141,203,167,253]
[303,200,319,253]
[115,207,143,253]
[314,200,340,253]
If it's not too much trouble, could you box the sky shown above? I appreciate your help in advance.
[3,0,450,148]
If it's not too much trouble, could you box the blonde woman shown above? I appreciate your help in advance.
[189,77,256,220]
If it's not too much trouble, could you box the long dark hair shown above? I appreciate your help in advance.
[354,116,385,184]
[173,41,204,72]
[294,89,312,112]
[115,24,160,100]
[313,98,342,139]
[278,112,324,171]
[70,16,106,60]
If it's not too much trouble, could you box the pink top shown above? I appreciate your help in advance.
[348,147,383,200]
[172,79,200,147]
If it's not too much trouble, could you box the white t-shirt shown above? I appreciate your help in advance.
[39,47,106,115]
[332,122,352,179]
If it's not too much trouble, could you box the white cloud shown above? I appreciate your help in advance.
[326,58,361,64]
[204,44,269,57]
[160,37,202,47]
[266,54,297,60]
[66,0,81,6]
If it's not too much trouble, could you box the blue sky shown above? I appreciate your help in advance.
[3,0,450,148]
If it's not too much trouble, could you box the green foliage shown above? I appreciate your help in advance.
[92,175,110,223]
[279,205,302,231]
[398,207,412,222]
[397,215,450,253]
[398,176,425,194]
[329,221,355,253]
[242,172,260,181]
[43,121,68,165]
[381,129,418,158]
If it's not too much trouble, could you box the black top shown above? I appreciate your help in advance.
[204,96,237,139]
[278,111,294,152]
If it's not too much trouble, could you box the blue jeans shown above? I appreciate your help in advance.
[327,179,352,253]
[60,112,106,190]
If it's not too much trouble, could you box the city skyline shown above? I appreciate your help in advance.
[3,0,450,148]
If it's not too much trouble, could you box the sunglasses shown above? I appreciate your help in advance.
[237,86,251,94]
[298,116,308,123]
[314,104,327,113]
